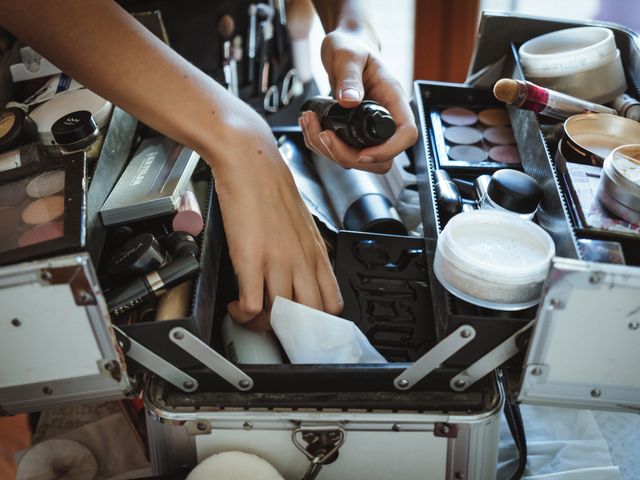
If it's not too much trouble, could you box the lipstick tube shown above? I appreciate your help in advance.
[107,254,200,316]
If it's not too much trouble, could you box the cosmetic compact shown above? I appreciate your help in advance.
[597,145,640,225]
[563,161,640,236]
[558,113,640,167]
[479,169,542,220]
[0,153,86,266]
[433,210,555,310]
[518,27,626,104]
[0,107,38,152]
[100,137,200,226]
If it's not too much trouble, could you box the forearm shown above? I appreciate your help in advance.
[0,0,268,169]
[310,0,379,49]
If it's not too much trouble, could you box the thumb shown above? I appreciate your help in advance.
[333,56,366,108]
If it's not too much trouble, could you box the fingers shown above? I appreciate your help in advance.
[292,266,323,312]
[321,35,367,108]
[227,264,264,324]
[332,56,366,108]
[315,253,344,316]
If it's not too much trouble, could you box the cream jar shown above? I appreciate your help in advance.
[433,210,555,310]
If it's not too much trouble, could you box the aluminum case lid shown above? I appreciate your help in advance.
[517,257,640,412]
[0,253,131,414]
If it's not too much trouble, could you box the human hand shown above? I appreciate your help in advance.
[212,118,343,330]
[299,29,418,174]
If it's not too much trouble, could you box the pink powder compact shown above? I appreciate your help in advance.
[0,153,86,266]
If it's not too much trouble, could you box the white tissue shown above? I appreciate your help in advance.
[270,297,386,364]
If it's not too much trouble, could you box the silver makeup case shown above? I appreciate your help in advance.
[140,13,640,480]
[1,11,639,480]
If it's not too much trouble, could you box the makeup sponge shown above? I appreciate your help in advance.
[493,79,519,103]
[186,451,284,480]
[17,439,98,480]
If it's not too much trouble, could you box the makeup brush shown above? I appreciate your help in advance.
[218,15,239,96]
[494,78,616,120]
[247,4,258,84]
[217,14,235,42]
[256,4,275,94]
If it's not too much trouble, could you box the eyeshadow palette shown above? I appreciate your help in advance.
[563,162,640,238]
[419,82,524,172]
[0,153,86,266]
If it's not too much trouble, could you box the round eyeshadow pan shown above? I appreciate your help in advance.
[0,181,26,207]
[441,107,478,126]
[484,126,515,145]
[489,145,522,164]
[26,170,65,198]
[21,195,65,224]
[478,108,510,127]
[18,221,65,247]
[448,145,489,163]
[444,126,483,145]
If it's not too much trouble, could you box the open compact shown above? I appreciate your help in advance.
[0,153,86,266]
[433,210,555,310]
[598,144,640,225]
[558,113,640,168]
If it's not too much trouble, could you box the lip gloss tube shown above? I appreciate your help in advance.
[493,78,617,120]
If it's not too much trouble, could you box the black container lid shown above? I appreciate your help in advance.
[51,110,98,146]
[163,231,199,258]
[0,107,38,152]
[487,169,542,214]
[343,194,407,235]
[366,110,396,141]
[107,232,166,277]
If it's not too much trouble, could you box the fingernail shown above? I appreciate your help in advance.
[319,132,332,150]
[299,113,308,129]
[339,88,361,102]
[359,156,375,164]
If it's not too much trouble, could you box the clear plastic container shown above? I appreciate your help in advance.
[433,210,555,310]
[480,192,536,220]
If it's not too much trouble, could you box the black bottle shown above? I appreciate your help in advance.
[301,96,396,148]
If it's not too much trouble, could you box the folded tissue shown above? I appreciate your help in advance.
[270,297,386,364]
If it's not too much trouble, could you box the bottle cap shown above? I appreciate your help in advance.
[487,169,542,214]
[367,111,396,141]
[51,110,99,148]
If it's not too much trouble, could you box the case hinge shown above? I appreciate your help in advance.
[113,326,198,393]
[394,325,476,390]
[449,321,534,391]
[169,327,254,391]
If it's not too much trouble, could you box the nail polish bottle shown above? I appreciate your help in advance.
[301,96,396,148]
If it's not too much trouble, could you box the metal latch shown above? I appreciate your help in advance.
[113,326,198,393]
[169,326,254,391]
[394,325,476,390]
[450,321,534,391]
[293,425,345,480]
